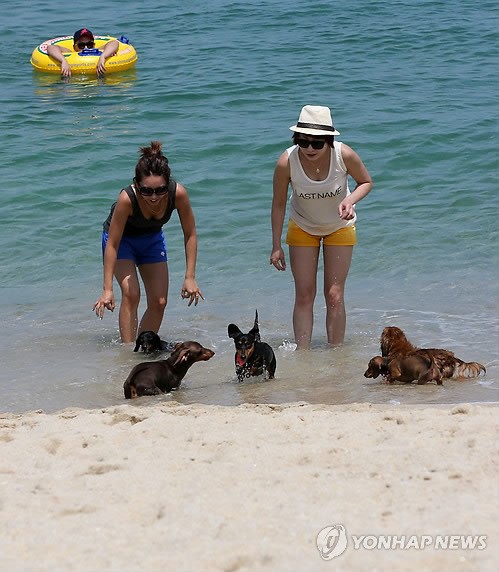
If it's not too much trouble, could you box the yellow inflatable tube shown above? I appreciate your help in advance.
[30,35,137,75]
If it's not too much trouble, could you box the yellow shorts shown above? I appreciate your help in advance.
[285,218,357,247]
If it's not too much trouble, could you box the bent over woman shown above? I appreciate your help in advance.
[94,141,203,343]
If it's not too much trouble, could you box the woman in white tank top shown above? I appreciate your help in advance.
[270,105,373,349]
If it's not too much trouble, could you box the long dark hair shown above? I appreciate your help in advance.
[135,141,171,184]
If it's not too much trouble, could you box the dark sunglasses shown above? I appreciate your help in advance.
[76,41,95,49]
[296,139,327,150]
[136,183,169,196]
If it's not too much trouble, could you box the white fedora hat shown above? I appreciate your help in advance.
[289,105,340,136]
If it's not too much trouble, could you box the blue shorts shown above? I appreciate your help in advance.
[102,231,168,265]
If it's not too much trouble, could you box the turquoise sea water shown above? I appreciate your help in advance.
[1,0,497,413]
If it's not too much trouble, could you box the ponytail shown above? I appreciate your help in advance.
[135,141,171,184]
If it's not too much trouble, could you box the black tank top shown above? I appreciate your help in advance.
[103,180,177,237]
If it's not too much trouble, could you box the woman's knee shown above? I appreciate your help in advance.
[120,283,140,308]
[325,284,344,308]
[148,295,168,314]
[295,288,316,307]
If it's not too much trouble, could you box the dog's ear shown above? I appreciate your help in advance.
[388,360,402,378]
[228,324,242,339]
[133,337,142,352]
[250,310,261,342]
[173,348,190,367]
[248,326,259,341]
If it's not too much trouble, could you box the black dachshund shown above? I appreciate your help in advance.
[124,341,215,399]
[228,310,276,382]
[134,331,176,353]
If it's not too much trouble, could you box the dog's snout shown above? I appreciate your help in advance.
[202,349,215,360]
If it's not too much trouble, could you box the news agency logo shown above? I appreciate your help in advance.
[316,525,348,560]
[316,524,487,561]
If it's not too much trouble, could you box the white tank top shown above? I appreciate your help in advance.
[287,142,356,235]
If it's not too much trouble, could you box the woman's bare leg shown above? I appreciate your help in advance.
[114,260,141,343]
[289,245,320,349]
[137,262,169,334]
[323,245,353,345]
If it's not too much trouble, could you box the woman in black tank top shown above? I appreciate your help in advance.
[93,141,204,343]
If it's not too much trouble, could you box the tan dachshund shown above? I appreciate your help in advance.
[376,326,486,382]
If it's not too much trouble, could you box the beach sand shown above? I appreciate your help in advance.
[0,401,497,572]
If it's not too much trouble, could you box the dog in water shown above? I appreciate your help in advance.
[134,331,176,353]
[124,341,215,398]
[365,326,486,384]
[228,310,276,382]
[364,354,443,385]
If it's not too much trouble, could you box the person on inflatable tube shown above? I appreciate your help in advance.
[46,28,119,78]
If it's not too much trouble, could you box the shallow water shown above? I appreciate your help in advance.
[1,0,498,413]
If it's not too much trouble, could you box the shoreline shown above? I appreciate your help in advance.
[0,401,497,571]
[2,396,498,418]
[2,398,499,417]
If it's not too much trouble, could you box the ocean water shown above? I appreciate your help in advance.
[1,0,497,413]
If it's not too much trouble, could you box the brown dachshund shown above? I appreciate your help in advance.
[124,341,215,399]
[364,354,443,385]
[377,326,486,382]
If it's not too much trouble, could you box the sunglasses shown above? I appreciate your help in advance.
[296,139,327,150]
[136,183,169,196]
[76,41,95,49]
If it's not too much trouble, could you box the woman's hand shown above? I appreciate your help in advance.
[270,247,286,271]
[338,198,356,220]
[181,278,204,307]
[93,289,116,319]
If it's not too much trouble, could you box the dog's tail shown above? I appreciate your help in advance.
[451,360,486,379]
[423,350,485,380]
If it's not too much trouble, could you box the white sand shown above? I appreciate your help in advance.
[0,401,497,572]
